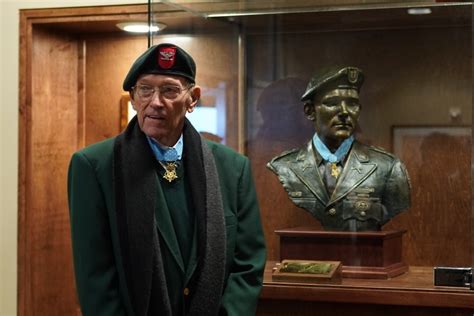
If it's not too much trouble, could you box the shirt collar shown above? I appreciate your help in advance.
[146,134,183,161]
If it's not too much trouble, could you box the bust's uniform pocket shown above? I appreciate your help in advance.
[342,198,383,222]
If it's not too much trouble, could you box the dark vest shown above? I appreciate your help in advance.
[155,162,198,315]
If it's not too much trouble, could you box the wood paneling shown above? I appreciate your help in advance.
[19,5,148,316]
[22,25,80,315]
[246,25,472,266]
[84,35,147,144]
[389,128,471,266]
[19,5,241,315]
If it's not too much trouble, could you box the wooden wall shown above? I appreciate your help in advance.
[84,35,147,144]
[20,25,81,316]
[246,25,472,266]
[20,6,240,315]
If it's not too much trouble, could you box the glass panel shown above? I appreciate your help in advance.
[240,3,472,269]
[151,0,473,284]
[149,0,242,149]
[151,0,471,17]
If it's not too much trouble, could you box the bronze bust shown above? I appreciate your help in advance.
[267,66,411,231]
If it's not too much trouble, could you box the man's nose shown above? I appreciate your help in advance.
[149,91,163,107]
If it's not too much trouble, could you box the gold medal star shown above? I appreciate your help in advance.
[330,163,340,178]
[160,161,178,182]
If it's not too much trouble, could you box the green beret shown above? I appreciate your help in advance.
[123,43,196,91]
[301,66,364,102]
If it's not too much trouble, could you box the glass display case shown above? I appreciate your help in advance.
[149,1,472,314]
[17,1,472,315]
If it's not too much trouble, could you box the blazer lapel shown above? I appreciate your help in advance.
[184,219,198,284]
[290,141,330,204]
[154,178,185,273]
[329,142,377,205]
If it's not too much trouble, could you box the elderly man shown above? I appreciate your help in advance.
[68,43,266,316]
[268,66,410,231]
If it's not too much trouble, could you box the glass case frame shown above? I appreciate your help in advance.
[149,0,473,312]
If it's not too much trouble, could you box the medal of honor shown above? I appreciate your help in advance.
[160,161,178,182]
[330,163,340,178]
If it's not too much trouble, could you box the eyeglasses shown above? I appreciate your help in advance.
[132,84,194,101]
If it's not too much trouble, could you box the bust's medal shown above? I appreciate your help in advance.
[330,163,340,178]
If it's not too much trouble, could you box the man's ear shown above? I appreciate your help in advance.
[304,103,316,121]
[187,85,201,113]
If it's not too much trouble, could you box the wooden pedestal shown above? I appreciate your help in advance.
[276,227,408,279]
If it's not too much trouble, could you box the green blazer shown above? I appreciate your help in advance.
[68,119,266,316]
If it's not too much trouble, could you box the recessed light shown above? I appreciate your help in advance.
[407,8,432,15]
[116,22,166,33]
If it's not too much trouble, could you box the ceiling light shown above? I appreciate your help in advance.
[407,8,432,15]
[116,22,166,33]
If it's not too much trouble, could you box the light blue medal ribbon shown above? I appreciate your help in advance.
[147,135,183,182]
[313,134,354,178]
[312,134,354,163]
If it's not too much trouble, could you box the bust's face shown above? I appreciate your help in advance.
[312,88,360,149]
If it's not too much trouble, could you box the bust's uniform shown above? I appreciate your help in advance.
[268,140,411,231]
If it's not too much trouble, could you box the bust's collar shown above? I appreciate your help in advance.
[296,140,324,166]
[352,142,370,162]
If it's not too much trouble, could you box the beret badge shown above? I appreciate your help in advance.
[158,46,176,69]
[347,67,359,84]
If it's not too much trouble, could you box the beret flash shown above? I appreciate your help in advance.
[301,66,364,102]
[123,43,196,91]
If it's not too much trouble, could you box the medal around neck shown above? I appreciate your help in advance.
[330,163,340,178]
[160,161,178,182]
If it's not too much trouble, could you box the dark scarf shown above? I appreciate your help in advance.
[113,117,226,316]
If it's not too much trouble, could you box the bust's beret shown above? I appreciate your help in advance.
[301,66,364,102]
[123,43,196,91]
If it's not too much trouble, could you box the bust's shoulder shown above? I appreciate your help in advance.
[269,148,300,164]
[371,145,396,156]
[267,145,308,175]
[354,142,395,158]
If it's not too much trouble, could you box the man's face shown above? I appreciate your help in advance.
[312,88,360,148]
[130,74,199,146]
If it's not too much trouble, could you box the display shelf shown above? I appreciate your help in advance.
[262,261,474,309]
